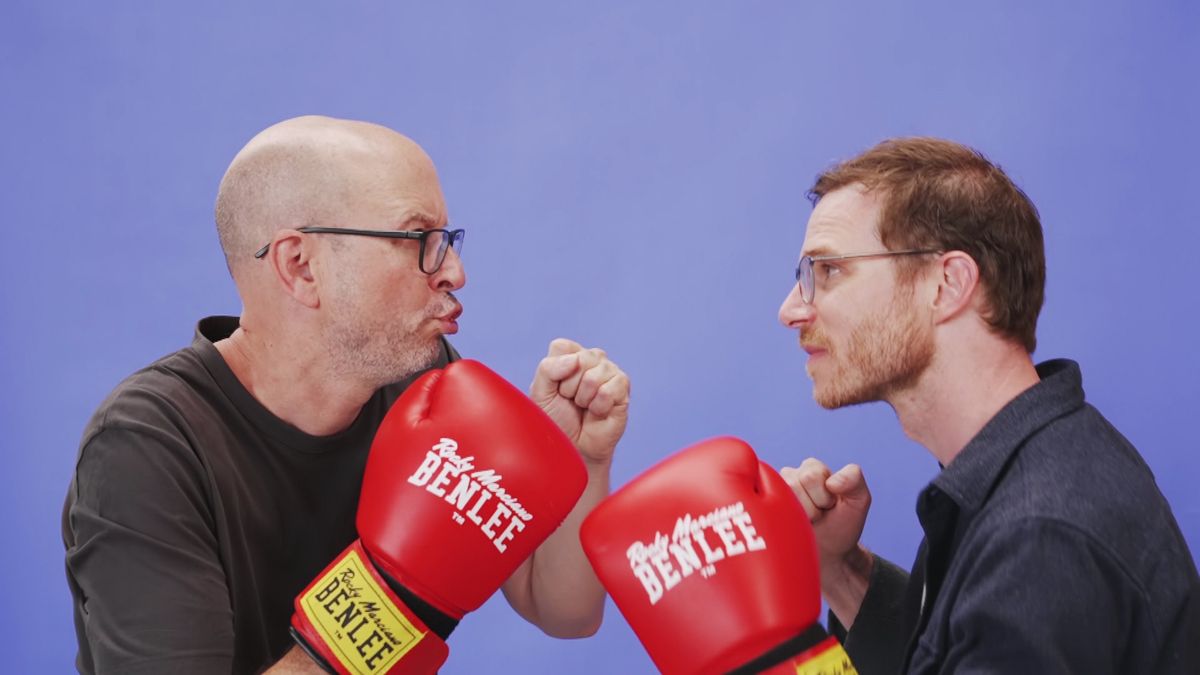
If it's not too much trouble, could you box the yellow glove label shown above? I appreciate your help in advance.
[793,639,859,675]
[298,549,425,674]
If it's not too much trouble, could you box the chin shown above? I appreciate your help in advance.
[813,389,846,410]
[813,380,879,410]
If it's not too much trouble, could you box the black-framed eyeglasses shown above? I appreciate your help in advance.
[253,227,466,275]
[794,249,941,304]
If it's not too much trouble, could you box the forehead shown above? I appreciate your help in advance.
[801,184,884,256]
[354,146,450,228]
[380,176,448,229]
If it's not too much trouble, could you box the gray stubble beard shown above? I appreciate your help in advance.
[326,296,456,389]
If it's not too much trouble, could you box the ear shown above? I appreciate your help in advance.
[265,229,321,309]
[931,251,979,325]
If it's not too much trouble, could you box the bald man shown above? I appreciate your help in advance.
[63,116,630,674]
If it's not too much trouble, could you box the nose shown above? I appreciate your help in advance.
[429,247,466,291]
[778,283,814,328]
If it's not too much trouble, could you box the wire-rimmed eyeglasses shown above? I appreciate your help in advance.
[794,249,941,304]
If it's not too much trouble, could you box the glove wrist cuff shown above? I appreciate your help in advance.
[290,540,449,674]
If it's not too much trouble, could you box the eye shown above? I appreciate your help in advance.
[815,261,841,281]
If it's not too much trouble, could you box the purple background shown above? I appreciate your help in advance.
[2,1,1197,672]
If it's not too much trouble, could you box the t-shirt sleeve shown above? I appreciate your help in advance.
[65,425,235,674]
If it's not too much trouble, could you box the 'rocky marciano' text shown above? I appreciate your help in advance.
[407,437,532,553]
[625,501,766,605]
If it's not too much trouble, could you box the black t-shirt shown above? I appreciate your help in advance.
[63,316,459,674]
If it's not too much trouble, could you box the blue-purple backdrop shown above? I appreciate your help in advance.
[3,1,1197,672]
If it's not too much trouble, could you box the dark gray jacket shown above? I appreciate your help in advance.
[833,360,1200,674]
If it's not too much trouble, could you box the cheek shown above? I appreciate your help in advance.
[817,303,860,338]
[379,269,432,304]
[827,300,888,349]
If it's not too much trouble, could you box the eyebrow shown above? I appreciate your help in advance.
[801,245,837,258]
[392,210,442,230]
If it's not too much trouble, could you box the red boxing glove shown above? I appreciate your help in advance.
[292,360,588,674]
[581,437,857,675]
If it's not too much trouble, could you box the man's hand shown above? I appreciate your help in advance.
[781,459,872,561]
[780,459,874,629]
[530,338,630,466]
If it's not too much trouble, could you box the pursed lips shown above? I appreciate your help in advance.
[428,299,463,334]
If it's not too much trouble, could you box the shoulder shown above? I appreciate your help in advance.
[82,343,225,441]
[975,399,1197,598]
[72,346,224,504]
[993,403,1172,543]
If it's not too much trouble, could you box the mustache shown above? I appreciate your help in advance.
[425,292,461,318]
[800,329,829,352]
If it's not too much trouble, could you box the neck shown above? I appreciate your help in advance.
[214,320,375,436]
[889,336,1039,466]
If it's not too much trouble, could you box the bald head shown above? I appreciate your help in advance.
[214,115,438,280]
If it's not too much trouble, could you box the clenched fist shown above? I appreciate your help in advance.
[529,338,630,466]
[780,458,875,628]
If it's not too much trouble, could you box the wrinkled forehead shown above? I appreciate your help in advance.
[342,135,450,228]
[800,184,885,257]
[373,163,448,226]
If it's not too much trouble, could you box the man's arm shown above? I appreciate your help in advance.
[501,455,612,637]
[501,339,630,637]
[832,552,914,675]
[780,460,875,627]
[65,427,236,674]
[263,646,325,673]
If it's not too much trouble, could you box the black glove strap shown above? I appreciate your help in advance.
[360,546,461,640]
[726,623,832,675]
[388,574,461,640]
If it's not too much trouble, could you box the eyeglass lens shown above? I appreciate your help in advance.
[422,230,464,274]
[797,257,814,303]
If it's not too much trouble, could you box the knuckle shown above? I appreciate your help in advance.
[798,457,827,472]
[798,468,826,486]
[549,338,580,354]
[612,373,630,394]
